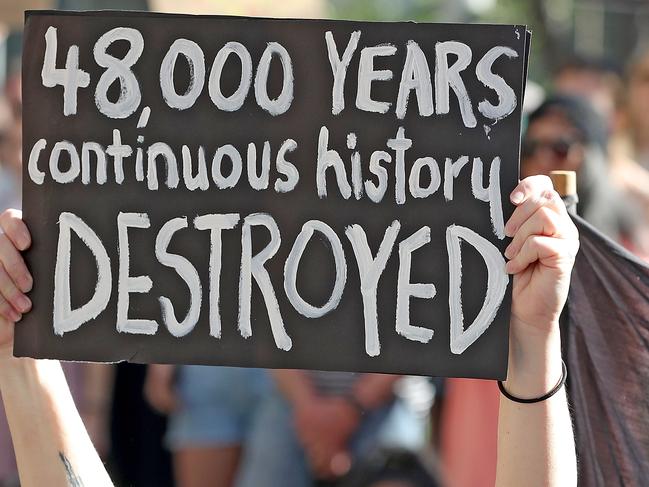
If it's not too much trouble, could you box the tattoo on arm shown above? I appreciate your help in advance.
[59,452,85,487]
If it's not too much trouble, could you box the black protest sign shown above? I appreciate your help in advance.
[16,10,530,379]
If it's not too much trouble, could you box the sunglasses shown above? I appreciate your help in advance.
[522,136,581,159]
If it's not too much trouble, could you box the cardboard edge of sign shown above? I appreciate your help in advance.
[12,345,511,381]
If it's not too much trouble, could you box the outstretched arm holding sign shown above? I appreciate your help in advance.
[497,175,578,486]
[0,175,578,487]
[0,210,113,487]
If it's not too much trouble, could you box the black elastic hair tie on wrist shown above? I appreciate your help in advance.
[498,360,567,404]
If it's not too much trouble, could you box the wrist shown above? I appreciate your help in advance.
[0,343,18,366]
[0,355,38,385]
[505,319,564,399]
[0,358,63,410]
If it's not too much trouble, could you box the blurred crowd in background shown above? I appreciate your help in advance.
[1,1,649,486]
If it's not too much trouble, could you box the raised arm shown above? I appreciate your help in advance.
[0,209,114,487]
[495,176,579,487]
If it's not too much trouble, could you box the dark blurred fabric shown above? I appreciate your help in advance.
[564,215,649,486]
[526,95,642,243]
[109,363,174,487]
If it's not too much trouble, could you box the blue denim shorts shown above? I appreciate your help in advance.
[165,366,270,450]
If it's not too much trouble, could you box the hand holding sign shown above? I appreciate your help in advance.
[0,210,32,359]
[504,175,579,399]
[505,176,579,332]
[496,176,579,486]
[0,210,32,320]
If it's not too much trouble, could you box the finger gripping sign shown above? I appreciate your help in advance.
[17,10,530,379]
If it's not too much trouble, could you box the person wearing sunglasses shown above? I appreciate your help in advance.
[522,94,644,250]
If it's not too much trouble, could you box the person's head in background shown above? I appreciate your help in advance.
[553,55,624,133]
[522,94,607,179]
[626,43,649,167]
[521,94,639,241]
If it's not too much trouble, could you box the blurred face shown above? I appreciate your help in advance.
[628,51,649,147]
[521,111,585,178]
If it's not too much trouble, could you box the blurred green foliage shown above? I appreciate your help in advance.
[325,0,566,85]
[327,0,442,22]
